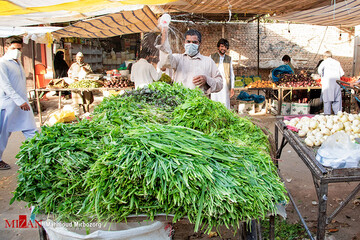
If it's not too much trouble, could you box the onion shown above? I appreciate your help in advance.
[310,120,318,129]
[298,130,306,137]
[337,111,344,117]
[348,114,355,122]
[326,119,334,128]
[352,126,360,133]
[321,128,331,136]
[305,137,314,147]
[314,139,321,146]
[308,135,316,143]
[340,115,349,123]
[315,132,323,140]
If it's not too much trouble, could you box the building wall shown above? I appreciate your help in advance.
[170,22,355,79]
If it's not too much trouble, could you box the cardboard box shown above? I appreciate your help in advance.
[281,102,292,115]
[238,101,255,114]
[291,103,310,115]
[271,100,278,112]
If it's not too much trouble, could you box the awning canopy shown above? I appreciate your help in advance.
[52,6,159,38]
[0,0,173,27]
[269,0,360,27]
[0,26,62,38]
[158,0,345,16]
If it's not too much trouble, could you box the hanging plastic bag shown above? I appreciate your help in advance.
[316,132,360,169]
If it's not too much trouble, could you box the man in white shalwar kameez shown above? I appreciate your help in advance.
[130,48,162,89]
[0,36,37,170]
[210,39,235,109]
[317,51,344,114]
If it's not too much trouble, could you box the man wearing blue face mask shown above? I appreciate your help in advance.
[157,28,223,95]
[0,36,38,170]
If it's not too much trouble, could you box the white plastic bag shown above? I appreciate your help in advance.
[316,132,360,168]
[42,219,171,240]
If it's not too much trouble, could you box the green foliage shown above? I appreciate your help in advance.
[261,217,308,240]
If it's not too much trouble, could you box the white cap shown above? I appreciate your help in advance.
[76,52,84,57]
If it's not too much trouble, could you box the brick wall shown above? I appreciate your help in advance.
[170,22,354,79]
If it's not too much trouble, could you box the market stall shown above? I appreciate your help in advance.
[34,74,135,125]
[275,117,360,240]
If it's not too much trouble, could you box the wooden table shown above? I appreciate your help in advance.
[235,87,322,115]
[275,119,360,240]
[234,87,279,114]
[35,87,134,125]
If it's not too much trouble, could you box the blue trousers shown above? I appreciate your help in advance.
[323,101,342,115]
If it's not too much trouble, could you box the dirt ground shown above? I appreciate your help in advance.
[0,93,359,240]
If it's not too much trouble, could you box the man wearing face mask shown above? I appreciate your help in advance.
[210,38,235,109]
[68,52,93,113]
[157,28,223,95]
[0,36,37,170]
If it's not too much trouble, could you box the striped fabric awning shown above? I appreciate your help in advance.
[53,6,159,38]
[160,0,344,15]
[269,0,360,27]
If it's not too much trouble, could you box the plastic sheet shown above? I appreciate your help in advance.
[42,219,171,240]
[316,132,360,168]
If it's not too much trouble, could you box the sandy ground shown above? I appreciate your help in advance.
[0,94,359,240]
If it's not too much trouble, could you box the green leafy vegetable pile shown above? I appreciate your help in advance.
[12,82,287,233]
[68,79,103,89]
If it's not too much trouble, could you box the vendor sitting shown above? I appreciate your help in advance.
[68,52,94,113]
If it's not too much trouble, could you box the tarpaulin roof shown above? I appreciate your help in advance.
[159,0,345,15]
[0,26,62,38]
[269,0,360,27]
[52,6,158,38]
[0,0,174,27]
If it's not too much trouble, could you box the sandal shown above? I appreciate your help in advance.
[0,161,11,170]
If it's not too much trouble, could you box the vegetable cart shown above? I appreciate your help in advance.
[15,83,287,240]
[274,119,360,240]
[337,80,360,113]
[37,214,264,240]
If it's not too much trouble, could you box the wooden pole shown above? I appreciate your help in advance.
[257,18,260,76]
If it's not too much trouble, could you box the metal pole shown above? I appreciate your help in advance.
[269,216,275,240]
[317,180,329,240]
[257,18,260,76]
[32,41,42,125]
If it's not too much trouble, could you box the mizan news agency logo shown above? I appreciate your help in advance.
[5,215,42,229]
